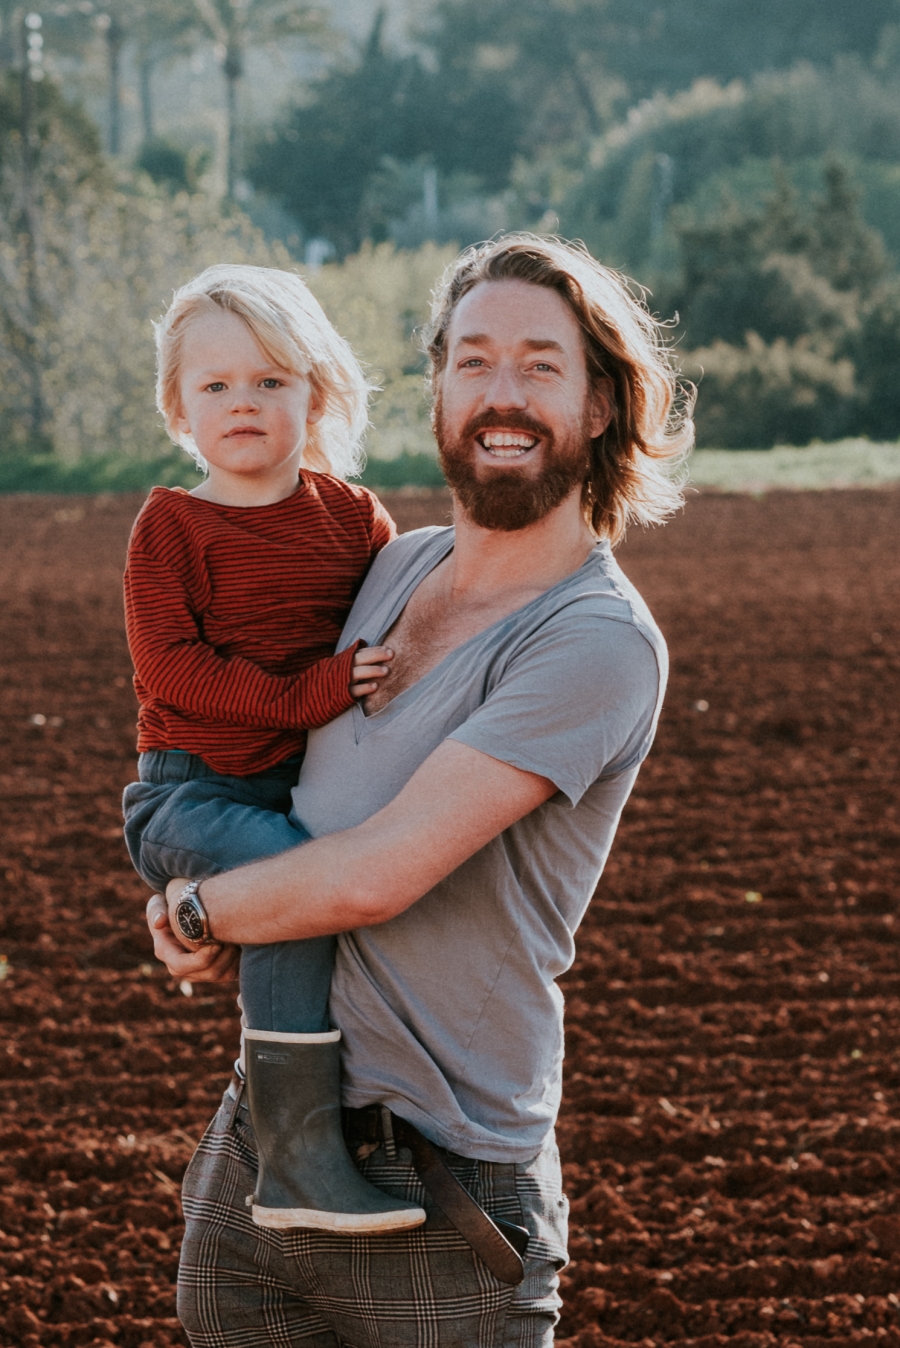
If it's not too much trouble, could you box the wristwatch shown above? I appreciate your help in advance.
[174,880,213,947]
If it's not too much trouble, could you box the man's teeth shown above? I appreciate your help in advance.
[480,432,537,456]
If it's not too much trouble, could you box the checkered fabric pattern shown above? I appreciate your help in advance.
[178,1090,568,1348]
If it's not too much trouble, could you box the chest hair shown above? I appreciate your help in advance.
[363,568,537,714]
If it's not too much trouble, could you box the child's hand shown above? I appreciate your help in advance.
[350,645,393,699]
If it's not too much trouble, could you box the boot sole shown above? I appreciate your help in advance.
[251,1203,427,1233]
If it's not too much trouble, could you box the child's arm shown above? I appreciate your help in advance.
[125,546,384,731]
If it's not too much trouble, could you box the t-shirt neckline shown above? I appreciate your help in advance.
[356,530,610,726]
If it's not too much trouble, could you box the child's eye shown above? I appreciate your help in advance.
[260,378,282,389]
[205,381,226,393]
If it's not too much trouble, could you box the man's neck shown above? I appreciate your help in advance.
[446,489,598,601]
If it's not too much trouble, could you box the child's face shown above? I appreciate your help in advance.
[174,307,322,504]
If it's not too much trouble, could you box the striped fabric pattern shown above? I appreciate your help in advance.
[124,473,396,776]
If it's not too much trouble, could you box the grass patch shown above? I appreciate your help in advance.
[3,440,899,495]
[0,451,200,494]
[689,439,900,492]
[0,447,446,495]
[358,451,446,490]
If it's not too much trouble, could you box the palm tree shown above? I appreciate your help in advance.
[131,0,198,143]
[190,0,327,198]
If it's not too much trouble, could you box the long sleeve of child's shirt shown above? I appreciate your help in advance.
[125,548,361,728]
[123,475,396,775]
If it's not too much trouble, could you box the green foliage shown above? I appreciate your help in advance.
[669,163,900,447]
[248,13,520,255]
[429,0,896,146]
[684,335,857,449]
[135,137,210,193]
[594,0,894,98]
[359,452,446,490]
[0,100,451,482]
[0,74,295,465]
[9,0,900,478]
[0,448,198,493]
[307,241,456,461]
[427,0,621,144]
[559,62,900,273]
[673,166,887,348]
[852,278,900,441]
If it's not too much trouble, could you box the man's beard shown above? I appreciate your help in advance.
[435,400,593,532]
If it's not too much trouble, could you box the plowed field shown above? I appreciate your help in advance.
[0,487,898,1348]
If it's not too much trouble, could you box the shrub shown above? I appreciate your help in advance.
[685,334,857,448]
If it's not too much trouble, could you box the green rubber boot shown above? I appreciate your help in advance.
[245,1028,426,1233]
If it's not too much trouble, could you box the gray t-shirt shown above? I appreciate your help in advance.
[292,526,667,1164]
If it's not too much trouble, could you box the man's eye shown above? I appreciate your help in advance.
[461,358,485,368]
[532,363,555,373]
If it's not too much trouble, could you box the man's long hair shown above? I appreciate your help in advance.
[425,234,695,545]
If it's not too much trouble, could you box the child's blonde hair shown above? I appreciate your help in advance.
[155,264,372,479]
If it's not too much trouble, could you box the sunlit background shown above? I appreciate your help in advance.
[2,0,900,491]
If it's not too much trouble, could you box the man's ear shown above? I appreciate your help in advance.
[588,377,614,439]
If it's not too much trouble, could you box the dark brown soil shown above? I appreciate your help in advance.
[1,487,898,1347]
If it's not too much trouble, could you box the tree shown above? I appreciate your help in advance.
[249,10,521,254]
[189,0,326,197]
[425,0,623,145]
[17,0,197,155]
[0,66,294,461]
[669,164,898,446]
[126,0,199,145]
[672,164,888,349]
[0,70,106,448]
[598,0,897,98]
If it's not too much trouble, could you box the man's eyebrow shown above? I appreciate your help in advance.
[456,334,566,353]
[521,338,565,354]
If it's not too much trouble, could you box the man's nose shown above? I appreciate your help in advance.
[483,362,528,410]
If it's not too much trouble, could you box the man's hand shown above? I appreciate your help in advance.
[146,894,239,983]
[350,645,393,699]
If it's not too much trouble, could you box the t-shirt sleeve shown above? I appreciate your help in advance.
[448,612,663,805]
[363,488,398,555]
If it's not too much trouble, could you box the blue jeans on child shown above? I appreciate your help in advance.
[122,749,333,1034]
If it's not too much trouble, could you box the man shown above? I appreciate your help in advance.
[149,233,693,1347]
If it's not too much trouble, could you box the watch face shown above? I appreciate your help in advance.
[176,900,205,943]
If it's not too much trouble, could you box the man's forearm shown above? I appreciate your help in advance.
[174,739,556,945]
[189,820,397,945]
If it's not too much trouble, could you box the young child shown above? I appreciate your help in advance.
[122,264,425,1235]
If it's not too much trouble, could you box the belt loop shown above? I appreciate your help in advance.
[380,1106,396,1161]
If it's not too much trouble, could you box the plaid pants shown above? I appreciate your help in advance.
[178,1089,568,1348]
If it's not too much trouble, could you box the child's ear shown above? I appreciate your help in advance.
[173,406,191,438]
[306,385,325,425]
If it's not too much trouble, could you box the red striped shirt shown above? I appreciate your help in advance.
[124,473,396,775]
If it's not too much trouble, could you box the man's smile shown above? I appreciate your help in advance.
[477,430,539,458]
